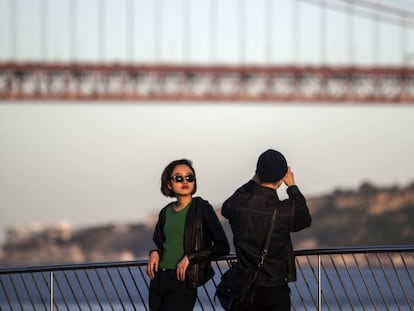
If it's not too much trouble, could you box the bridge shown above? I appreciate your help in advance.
[1,0,414,103]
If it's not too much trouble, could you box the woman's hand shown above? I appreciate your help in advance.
[146,251,160,279]
[176,255,190,281]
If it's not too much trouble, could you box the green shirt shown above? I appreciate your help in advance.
[159,201,191,269]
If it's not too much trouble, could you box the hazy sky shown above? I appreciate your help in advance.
[1,0,414,244]
[1,0,414,64]
[1,102,414,244]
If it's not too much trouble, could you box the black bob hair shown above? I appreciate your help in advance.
[160,159,197,197]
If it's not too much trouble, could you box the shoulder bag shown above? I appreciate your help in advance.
[215,208,278,310]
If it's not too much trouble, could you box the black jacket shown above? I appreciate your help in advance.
[221,180,311,287]
[152,197,230,288]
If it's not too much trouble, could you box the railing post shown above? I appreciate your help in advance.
[50,271,54,311]
[318,255,321,311]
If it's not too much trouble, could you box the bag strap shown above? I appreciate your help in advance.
[257,208,278,269]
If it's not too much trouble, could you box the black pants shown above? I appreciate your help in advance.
[149,269,197,311]
[236,284,291,311]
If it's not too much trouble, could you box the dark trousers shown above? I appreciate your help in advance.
[149,269,197,311]
[236,284,291,311]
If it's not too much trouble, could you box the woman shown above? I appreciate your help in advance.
[147,159,230,311]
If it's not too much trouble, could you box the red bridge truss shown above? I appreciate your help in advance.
[1,63,414,103]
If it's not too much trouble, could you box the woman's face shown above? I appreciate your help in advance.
[168,164,195,197]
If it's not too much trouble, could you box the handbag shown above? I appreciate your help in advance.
[215,208,278,310]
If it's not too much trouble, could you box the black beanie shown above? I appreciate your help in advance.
[256,149,288,182]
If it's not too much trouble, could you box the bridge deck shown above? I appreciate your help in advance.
[1,63,414,103]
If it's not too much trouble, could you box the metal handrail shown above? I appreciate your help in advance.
[1,245,413,310]
[2,245,412,274]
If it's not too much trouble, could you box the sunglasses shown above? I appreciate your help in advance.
[171,174,195,183]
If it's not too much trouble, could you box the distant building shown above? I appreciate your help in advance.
[6,221,73,245]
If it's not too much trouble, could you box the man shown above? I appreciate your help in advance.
[221,149,311,310]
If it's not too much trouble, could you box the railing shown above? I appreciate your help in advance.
[0,245,413,310]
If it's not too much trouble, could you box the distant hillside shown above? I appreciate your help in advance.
[292,181,414,248]
[1,181,413,267]
[1,223,155,267]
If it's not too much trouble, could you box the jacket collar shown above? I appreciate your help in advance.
[251,179,280,201]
